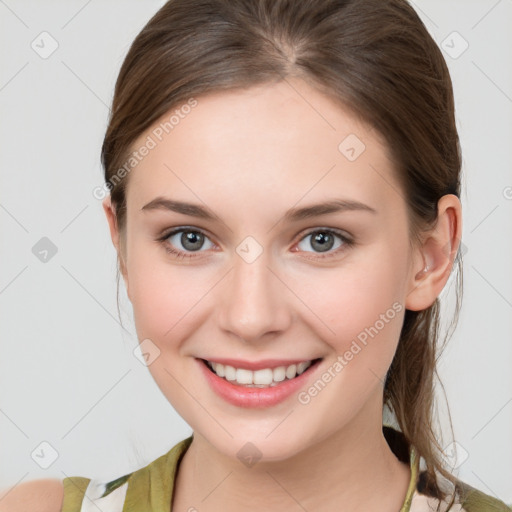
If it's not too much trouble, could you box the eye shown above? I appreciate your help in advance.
[157,227,215,259]
[295,229,353,259]
[157,226,354,261]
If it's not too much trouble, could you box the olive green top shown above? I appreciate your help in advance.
[61,428,511,512]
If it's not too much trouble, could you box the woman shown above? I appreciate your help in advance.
[2,0,510,510]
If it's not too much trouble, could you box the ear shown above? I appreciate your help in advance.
[405,194,463,311]
[102,195,130,297]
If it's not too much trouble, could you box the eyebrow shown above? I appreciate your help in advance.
[141,196,377,222]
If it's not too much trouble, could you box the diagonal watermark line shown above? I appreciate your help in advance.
[408,0,439,29]
[60,204,89,233]
[282,76,336,131]
[0,473,30,503]
[472,61,512,104]
[405,275,426,300]
[0,62,29,92]
[469,204,499,233]
[0,408,29,438]
[0,0,29,28]
[265,409,295,438]
[265,471,310,511]
[61,60,111,110]
[368,367,385,386]
[265,266,336,335]
[471,0,502,30]
[0,203,29,232]
[472,396,512,439]
[266,164,336,234]
[164,367,233,438]
[470,470,501,500]
[61,0,93,29]
[60,471,105,512]
[60,265,132,333]
[164,267,234,337]
[368,163,407,204]
[61,369,132,439]
[0,265,28,295]
[471,265,512,308]
[200,471,233,502]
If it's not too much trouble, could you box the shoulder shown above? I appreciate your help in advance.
[0,479,64,512]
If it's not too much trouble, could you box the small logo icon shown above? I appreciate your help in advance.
[31,31,59,59]
[236,236,263,264]
[338,134,366,162]
[32,237,58,263]
[442,441,469,469]
[133,338,161,366]
[441,31,469,59]
[237,442,263,468]
[31,441,59,469]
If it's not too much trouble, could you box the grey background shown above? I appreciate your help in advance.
[1,0,511,505]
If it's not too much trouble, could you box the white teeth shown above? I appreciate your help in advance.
[253,368,273,385]
[214,362,225,378]
[297,361,309,374]
[236,368,253,384]
[273,366,286,382]
[224,365,236,381]
[285,364,297,379]
[206,360,314,387]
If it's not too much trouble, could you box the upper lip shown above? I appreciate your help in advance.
[199,357,321,371]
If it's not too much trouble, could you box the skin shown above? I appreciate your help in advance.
[103,77,462,512]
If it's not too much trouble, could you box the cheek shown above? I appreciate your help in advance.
[126,244,207,341]
[291,253,407,366]
[125,250,212,402]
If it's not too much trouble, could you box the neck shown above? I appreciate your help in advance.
[172,396,411,512]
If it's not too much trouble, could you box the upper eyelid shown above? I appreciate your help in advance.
[162,226,216,245]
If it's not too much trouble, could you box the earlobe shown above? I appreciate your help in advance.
[102,196,130,294]
[405,194,462,311]
[102,195,120,251]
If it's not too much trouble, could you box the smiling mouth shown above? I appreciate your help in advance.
[200,358,323,388]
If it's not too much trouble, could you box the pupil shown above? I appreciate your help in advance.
[182,231,203,251]
[312,232,333,253]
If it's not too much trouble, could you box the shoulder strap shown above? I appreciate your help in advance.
[457,481,511,512]
[61,436,197,512]
[400,447,419,512]
[62,475,130,512]
[124,435,193,512]
[61,477,91,512]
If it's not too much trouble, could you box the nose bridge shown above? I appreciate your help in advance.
[217,244,291,342]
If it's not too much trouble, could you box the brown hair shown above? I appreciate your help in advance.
[101,0,463,506]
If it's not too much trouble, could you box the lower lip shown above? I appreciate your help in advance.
[196,358,323,408]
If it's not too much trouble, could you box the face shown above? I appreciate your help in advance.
[104,78,428,462]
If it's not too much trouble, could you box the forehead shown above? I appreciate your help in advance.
[125,79,401,215]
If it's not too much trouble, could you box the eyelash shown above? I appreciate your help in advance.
[156,227,354,261]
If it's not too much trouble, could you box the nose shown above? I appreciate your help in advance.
[216,249,292,344]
